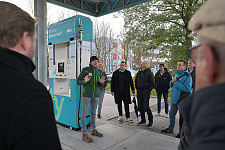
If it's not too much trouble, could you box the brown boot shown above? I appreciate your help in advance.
[91,129,103,137]
[82,133,93,143]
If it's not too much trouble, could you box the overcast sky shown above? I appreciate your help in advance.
[3,0,124,37]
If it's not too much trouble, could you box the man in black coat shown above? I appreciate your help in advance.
[111,61,135,123]
[179,0,225,149]
[135,60,155,128]
[155,64,172,117]
[0,2,61,150]
[188,59,195,93]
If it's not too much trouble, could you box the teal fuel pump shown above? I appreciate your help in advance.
[48,15,92,130]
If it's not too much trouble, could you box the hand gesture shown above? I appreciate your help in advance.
[171,78,177,83]
[99,76,106,84]
[84,75,91,83]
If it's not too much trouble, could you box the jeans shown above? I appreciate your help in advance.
[168,103,179,132]
[137,90,153,123]
[97,88,105,115]
[81,97,99,134]
[157,92,169,114]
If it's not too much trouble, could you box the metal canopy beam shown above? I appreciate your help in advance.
[34,0,47,87]
[47,0,151,17]
[34,0,150,86]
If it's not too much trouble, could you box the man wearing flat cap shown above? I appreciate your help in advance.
[77,56,106,143]
[179,0,225,149]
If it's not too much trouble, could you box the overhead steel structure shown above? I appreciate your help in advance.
[33,0,151,86]
[47,0,150,17]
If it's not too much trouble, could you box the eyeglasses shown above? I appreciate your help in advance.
[189,44,202,63]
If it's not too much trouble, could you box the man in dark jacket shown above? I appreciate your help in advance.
[135,60,155,128]
[188,59,195,93]
[77,56,105,143]
[111,61,135,123]
[0,2,62,149]
[155,64,172,117]
[179,0,225,149]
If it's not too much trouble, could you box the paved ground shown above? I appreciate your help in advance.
[57,93,180,150]
[101,92,179,138]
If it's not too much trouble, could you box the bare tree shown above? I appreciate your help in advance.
[93,21,115,73]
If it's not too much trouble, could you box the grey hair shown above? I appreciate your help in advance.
[142,60,151,68]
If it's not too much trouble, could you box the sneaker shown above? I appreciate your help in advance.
[82,133,93,143]
[175,133,180,138]
[166,114,169,118]
[155,113,161,116]
[137,120,146,126]
[118,116,123,122]
[161,128,173,133]
[126,118,134,123]
[97,114,101,119]
[91,129,103,137]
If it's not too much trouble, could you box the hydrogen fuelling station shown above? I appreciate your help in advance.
[48,15,92,130]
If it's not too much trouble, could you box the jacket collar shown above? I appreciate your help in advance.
[119,69,125,72]
[0,47,35,74]
[177,68,188,75]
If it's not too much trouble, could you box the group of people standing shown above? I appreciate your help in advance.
[69,0,225,148]
[110,60,155,128]
[2,0,225,149]
[161,59,194,139]
[110,59,194,134]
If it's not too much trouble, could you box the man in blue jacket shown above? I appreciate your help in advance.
[179,1,225,149]
[162,60,192,134]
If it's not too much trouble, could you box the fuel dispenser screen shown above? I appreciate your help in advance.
[58,62,64,73]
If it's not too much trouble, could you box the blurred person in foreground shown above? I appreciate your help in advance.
[0,2,61,149]
[179,0,225,149]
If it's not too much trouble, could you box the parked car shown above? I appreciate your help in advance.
[128,69,137,78]
[106,72,113,83]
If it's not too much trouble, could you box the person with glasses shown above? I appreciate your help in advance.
[179,0,225,149]
[161,60,192,136]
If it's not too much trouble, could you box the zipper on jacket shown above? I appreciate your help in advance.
[93,69,95,97]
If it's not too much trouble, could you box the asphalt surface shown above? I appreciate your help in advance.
[57,93,180,150]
